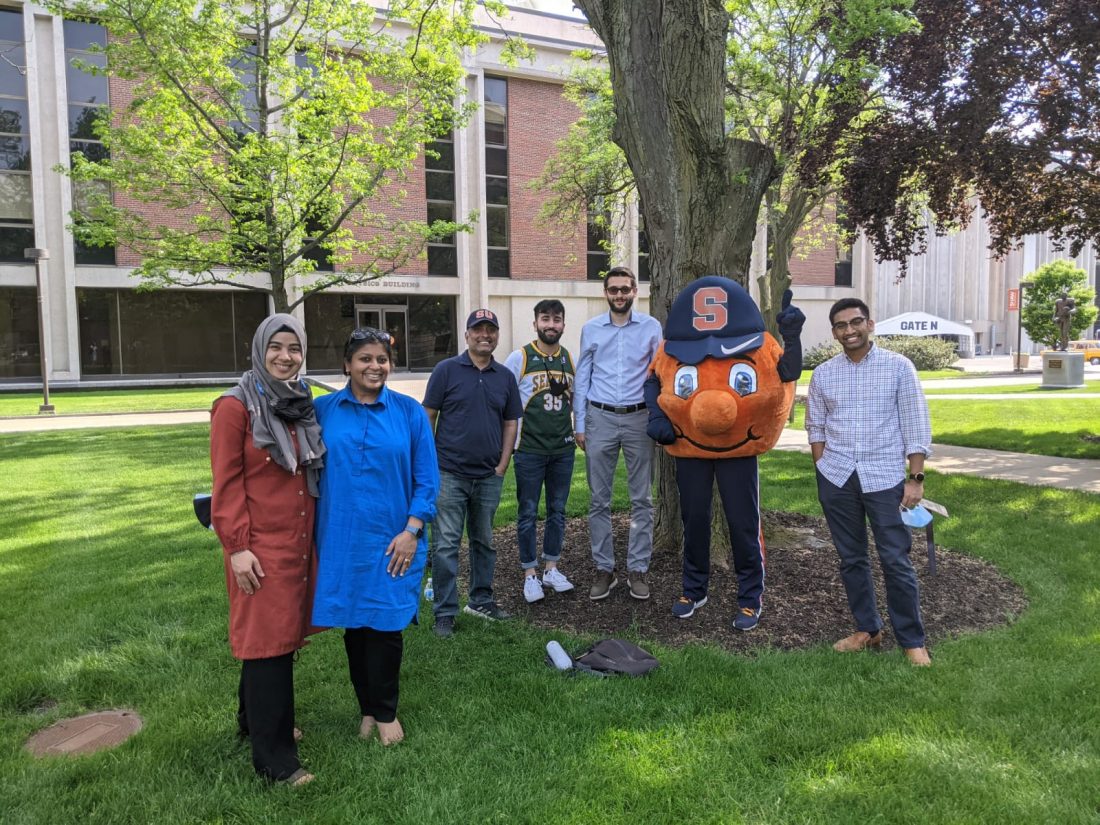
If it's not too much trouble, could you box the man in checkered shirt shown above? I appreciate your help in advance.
[806,298,933,666]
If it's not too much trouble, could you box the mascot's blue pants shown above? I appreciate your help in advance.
[675,456,764,608]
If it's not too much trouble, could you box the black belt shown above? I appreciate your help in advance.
[590,401,646,414]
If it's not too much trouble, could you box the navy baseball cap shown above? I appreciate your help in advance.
[466,308,500,329]
[663,276,766,365]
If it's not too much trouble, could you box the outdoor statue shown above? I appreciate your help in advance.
[1053,292,1076,351]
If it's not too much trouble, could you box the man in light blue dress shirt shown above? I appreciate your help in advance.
[806,297,933,666]
[573,267,662,601]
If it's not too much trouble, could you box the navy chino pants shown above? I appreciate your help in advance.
[675,456,765,608]
[816,470,925,649]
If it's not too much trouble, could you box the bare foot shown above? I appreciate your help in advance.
[359,715,377,740]
[377,718,404,746]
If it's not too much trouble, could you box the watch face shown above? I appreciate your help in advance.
[911,473,925,482]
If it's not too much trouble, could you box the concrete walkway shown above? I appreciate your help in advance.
[4,387,1097,494]
[770,429,1100,495]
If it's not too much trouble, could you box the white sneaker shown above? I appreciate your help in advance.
[542,568,575,593]
[523,575,545,603]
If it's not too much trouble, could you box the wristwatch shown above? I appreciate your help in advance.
[404,525,424,538]
[908,472,925,483]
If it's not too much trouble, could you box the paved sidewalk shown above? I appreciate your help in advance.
[4,374,1095,497]
[771,429,1100,494]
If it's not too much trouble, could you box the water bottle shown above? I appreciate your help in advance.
[423,577,434,602]
[546,640,573,671]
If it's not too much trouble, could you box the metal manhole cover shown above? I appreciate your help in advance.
[25,710,143,757]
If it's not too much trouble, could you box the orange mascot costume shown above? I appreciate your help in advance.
[643,276,804,630]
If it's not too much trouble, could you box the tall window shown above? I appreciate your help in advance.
[586,201,610,280]
[64,19,115,265]
[425,132,456,276]
[484,76,509,278]
[0,7,32,263]
[834,242,853,286]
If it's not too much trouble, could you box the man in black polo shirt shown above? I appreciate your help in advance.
[423,308,523,638]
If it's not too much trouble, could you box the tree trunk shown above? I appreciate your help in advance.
[577,0,778,553]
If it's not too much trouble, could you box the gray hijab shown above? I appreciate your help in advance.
[223,313,325,496]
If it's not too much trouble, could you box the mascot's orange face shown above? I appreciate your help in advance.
[653,335,794,459]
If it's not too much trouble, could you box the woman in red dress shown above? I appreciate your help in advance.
[210,314,325,785]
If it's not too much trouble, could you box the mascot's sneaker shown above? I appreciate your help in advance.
[733,606,761,631]
[672,595,707,619]
[523,576,545,603]
[542,568,575,593]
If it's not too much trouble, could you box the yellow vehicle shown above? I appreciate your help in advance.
[1069,340,1100,365]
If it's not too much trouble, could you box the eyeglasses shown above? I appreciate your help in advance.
[605,285,634,295]
[349,327,392,345]
[831,317,868,332]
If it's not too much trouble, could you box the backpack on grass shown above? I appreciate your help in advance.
[548,638,659,677]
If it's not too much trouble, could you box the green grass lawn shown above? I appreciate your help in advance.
[2,426,1099,823]
[923,380,1100,395]
[789,398,1100,459]
[797,368,969,387]
[0,387,232,417]
[0,385,334,417]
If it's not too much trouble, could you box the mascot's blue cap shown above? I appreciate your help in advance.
[664,276,766,366]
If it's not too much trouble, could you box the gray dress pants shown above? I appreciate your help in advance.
[584,406,654,573]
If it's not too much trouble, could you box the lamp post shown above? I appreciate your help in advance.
[23,247,54,414]
[1014,281,1032,373]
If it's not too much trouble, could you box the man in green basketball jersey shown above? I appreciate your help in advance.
[504,300,578,603]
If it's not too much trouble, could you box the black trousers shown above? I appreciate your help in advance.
[675,456,765,607]
[344,627,404,723]
[237,652,300,781]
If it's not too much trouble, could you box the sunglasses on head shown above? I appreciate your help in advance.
[348,327,392,345]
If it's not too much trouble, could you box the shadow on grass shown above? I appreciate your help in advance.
[3,437,1100,823]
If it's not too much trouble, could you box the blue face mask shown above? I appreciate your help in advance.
[900,504,933,528]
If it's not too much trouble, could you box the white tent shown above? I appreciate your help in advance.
[875,312,975,355]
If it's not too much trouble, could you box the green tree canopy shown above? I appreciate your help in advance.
[1021,260,1097,350]
[50,0,500,311]
[541,0,914,325]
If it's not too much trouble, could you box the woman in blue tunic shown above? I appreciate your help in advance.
[313,328,439,745]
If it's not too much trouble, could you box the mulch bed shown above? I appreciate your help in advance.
[481,511,1027,653]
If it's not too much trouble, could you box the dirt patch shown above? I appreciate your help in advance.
[485,511,1027,653]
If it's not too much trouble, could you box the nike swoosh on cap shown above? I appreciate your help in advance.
[719,335,763,355]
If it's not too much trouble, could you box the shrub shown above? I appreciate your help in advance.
[802,336,958,371]
[803,340,841,369]
[876,335,959,370]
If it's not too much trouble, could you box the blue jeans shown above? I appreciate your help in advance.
[816,470,925,649]
[431,470,504,618]
[514,450,576,570]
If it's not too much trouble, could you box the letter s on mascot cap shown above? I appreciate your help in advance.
[644,276,805,459]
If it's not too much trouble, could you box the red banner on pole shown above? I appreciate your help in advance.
[1007,288,1020,312]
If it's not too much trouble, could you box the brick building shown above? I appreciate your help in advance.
[2,2,1091,386]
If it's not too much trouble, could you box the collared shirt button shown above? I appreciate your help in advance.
[265,456,271,462]
[300,511,305,516]
[298,490,304,496]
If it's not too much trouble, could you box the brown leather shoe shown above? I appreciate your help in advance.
[832,630,883,652]
[627,572,650,600]
[904,646,931,666]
